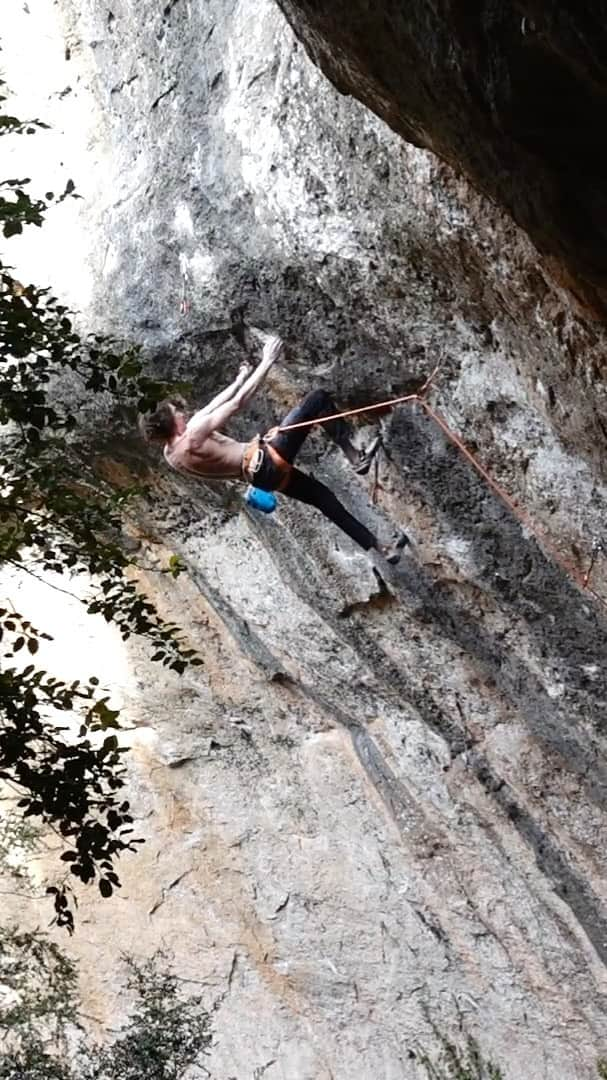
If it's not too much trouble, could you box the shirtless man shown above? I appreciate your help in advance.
[142,334,407,563]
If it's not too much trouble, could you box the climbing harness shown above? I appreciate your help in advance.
[241,431,290,515]
[241,434,265,480]
[267,367,607,612]
[241,433,293,494]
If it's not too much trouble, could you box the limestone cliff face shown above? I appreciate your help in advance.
[20,0,607,1076]
[275,0,607,318]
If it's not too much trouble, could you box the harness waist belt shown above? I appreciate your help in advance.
[242,434,292,492]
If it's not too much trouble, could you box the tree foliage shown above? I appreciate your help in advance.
[0,79,197,929]
[0,929,212,1079]
[418,1033,505,1080]
[83,956,212,1080]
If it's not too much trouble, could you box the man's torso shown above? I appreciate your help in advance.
[164,430,246,480]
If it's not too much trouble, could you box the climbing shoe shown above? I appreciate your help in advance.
[382,530,409,564]
[355,434,383,475]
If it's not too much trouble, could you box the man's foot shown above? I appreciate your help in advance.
[379,530,409,564]
[355,434,382,475]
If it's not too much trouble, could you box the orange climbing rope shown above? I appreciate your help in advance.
[274,370,606,612]
[274,366,440,434]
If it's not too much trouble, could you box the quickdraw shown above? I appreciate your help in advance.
[266,367,607,612]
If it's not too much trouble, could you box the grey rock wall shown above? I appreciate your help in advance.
[275,0,607,318]
[18,0,607,1076]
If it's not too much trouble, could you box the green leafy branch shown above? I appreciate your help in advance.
[0,178,78,238]
[0,619,143,932]
[0,80,49,138]
[418,1034,505,1080]
[0,932,213,1079]
[0,79,197,928]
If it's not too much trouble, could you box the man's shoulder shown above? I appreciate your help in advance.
[163,438,200,479]
[163,436,187,468]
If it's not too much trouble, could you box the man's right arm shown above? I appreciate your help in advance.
[235,335,284,407]
[186,335,285,438]
[195,363,251,418]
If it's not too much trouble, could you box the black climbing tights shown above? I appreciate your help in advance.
[262,389,378,552]
[284,468,377,552]
[270,388,353,462]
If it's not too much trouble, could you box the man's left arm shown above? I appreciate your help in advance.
[186,336,285,440]
[193,363,252,420]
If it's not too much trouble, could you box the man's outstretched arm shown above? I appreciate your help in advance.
[234,335,284,408]
[195,363,252,419]
[186,336,285,439]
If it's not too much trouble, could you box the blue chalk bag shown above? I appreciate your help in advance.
[244,486,278,514]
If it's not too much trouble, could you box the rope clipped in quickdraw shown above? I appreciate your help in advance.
[275,366,440,434]
[583,539,604,589]
[275,368,607,613]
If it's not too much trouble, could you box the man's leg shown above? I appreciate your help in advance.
[283,467,377,551]
[269,389,361,467]
[282,467,407,562]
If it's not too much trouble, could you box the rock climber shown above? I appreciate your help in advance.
[141,333,407,563]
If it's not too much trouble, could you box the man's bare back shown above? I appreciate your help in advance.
[164,429,246,480]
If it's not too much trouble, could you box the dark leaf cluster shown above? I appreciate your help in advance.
[0,616,143,932]
[0,82,49,139]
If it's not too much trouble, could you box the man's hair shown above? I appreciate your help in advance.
[140,400,182,443]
